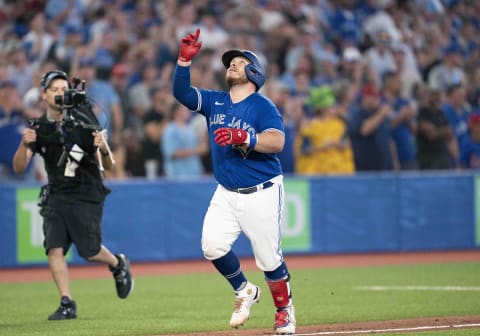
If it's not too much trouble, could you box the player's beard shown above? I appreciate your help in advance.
[226,72,250,89]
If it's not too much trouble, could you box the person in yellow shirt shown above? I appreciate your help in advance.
[295,85,355,174]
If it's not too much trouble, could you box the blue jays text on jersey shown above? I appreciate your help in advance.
[173,65,285,189]
[209,114,255,135]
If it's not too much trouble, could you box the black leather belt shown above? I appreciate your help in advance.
[228,181,274,194]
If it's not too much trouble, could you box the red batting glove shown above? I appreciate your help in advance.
[179,28,202,62]
[214,128,248,146]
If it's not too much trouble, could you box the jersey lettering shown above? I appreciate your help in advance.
[209,114,226,126]
[242,121,254,134]
[209,114,254,134]
[227,117,241,129]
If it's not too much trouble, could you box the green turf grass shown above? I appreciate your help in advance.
[0,262,479,335]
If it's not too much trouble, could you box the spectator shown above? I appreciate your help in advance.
[391,43,422,101]
[382,71,418,170]
[190,111,212,175]
[0,80,35,181]
[161,102,207,179]
[295,85,354,175]
[266,81,304,174]
[334,46,369,119]
[338,46,364,88]
[315,57,340,86]
[442,83,471,148]
[196,11,229,50]
[467,66,480,112]
[460,114,480,169]
[45,0,86,30]
[128,61,158,120]
[362,2,402,44]
[135,84,173,177]
[427,45,467,92]
[149,20,177,71]
[417,85,458,169]
[348,83,394,171]
[279,51,316,94]
[328,0,363,47]
[257,0,285,33]
[6,43,37,95]
[174,3,198,42]
[126,110,165,179]
[284,24,338,77]
[92,28,117,80]
[46,25,84,72]
[364,30,396,85]
[109,63,132,131]
[22,12,54,64]
[281,0,311,26]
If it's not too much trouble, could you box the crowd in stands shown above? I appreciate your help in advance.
[1,0,480,182]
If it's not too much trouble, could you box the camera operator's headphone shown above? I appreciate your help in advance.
[40,70,69,91]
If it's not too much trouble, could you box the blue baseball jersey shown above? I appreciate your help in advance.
[173,65,284,189]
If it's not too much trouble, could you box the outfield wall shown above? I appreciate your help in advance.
[0,172,479,268]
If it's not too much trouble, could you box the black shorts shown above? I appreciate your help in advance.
[42,194,104,259]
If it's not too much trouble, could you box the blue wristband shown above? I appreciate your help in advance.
[249,133,257,149]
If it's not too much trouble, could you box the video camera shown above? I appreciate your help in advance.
[28,76,103,166]
[54,77,87,108]
[54,77,100,131]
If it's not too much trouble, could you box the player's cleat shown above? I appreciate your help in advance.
[229,282,261,328]
[110,253,133,299]
[274,305,296,335]
[48,297,77,321]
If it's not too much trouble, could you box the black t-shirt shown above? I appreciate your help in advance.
[417,106,450,155]
[31,114,109,203]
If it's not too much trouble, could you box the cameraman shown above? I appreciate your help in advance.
[12,70,133,320]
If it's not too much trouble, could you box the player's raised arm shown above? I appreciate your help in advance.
[173,28,203,111]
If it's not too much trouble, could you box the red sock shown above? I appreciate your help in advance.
[267,277,292,309]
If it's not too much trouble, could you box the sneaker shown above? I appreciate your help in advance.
[109,253,133,299]
[229,282,261,328]
[48,298,77,321]
[274,305,296,335]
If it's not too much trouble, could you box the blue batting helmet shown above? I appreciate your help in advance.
[222,49,266,91]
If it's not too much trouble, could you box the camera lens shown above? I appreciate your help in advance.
[54,95,63,105]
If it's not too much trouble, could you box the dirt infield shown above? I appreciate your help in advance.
[176,315,480,336]
[1,249,479,283]
[1,249,479,335]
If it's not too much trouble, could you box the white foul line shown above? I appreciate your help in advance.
[291,323,480,335]
[355,285,480,291]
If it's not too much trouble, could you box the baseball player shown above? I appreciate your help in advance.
[172,28,296,334]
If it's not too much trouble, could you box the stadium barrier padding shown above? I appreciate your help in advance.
[0,172,477,268]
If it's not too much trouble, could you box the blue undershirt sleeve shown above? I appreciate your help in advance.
[172,65,200,111]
